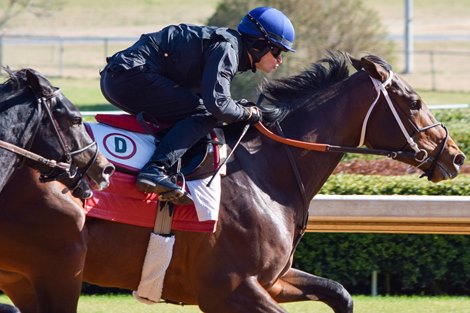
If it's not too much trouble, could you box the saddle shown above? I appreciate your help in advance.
[89,113,226,180]
[82,113,226,234]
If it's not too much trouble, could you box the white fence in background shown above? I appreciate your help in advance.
[308,195,470,234]
[80,103,470,118]
[1,35,470,91]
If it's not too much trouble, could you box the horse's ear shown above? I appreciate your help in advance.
[360,56,389,82]
[26,69,53,97]
[2,66,14,78]
[347,54,362,71]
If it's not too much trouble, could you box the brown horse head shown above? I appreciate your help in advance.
[348,54,465,182]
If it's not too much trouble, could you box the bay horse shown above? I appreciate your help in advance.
[0,53,465,313]
[0,68,114,312]
[0,67,114,194]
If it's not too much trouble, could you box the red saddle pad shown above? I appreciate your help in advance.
[84,171,216,233]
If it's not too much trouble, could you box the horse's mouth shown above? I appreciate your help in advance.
[429,161,461,182]
[73,163,114,200]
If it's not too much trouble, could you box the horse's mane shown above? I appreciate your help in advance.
[259,51,350,125]
[0,67,30,103]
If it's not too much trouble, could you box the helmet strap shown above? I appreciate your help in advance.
[243,36,271,71]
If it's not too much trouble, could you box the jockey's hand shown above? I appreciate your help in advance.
[244,105,262,124]
[237,99,255,107]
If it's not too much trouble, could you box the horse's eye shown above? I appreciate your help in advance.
[52,107,65,115]
[410,100,421,110]
[72,116,83,125]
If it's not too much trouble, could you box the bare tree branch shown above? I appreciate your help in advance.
[0,0,61,31]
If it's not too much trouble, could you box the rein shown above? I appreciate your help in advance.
[255,70,447,168]
[255,122,416,159]
[0,140,71,171]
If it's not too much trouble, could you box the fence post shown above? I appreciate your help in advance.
[430,51,436,91]
[371,270,378,297]
[0,35,3,75]
[104,37,109,59]
[59,37,64,77]
[404,0,414,73]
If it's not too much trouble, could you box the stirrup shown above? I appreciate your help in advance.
[136,177,181,195]
[159,189,193,205]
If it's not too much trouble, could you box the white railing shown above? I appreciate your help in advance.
[2,35,470,91]
[80,103,469,118]
[308,195,470,234]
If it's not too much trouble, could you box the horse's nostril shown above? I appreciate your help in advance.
[454,154,466,166]
[103,164,115,176]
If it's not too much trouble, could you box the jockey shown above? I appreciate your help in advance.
[100,6,295,198]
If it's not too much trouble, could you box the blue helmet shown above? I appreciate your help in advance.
[238,7,295,52]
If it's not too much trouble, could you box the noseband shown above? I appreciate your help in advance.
[0,88,98,189]
[362,71,448,180]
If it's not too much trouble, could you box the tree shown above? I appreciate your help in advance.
[207,0,395,99]
[0,0,62,32]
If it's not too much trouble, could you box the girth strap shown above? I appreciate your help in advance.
[154,201,174,235]
[274,122,309,255]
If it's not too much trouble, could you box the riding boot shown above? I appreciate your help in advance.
[136,159,183,196]
[137,113,217,195]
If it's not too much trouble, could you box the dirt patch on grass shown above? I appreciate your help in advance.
[334,159,470,176]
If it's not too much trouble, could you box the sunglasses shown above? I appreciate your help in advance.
[270,45,286,59]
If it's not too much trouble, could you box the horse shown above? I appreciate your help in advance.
[0,68,114,312]
[0,53,465,313]
[0,67,115,194]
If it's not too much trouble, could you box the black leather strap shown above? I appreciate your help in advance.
[275,121,309,254]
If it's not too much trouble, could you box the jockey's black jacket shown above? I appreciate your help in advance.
[105,24,254,124]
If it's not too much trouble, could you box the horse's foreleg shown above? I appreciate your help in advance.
[268,268,353,313]
[198,276,288,313]
[29,243,85,313]
[0,271,37,313]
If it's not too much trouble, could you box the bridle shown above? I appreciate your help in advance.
[361,70,448,180]
[255,70,448,181]
[0,88,98,190]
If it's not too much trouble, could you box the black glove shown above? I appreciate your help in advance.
[237,99,256,107]
[243,106,262,124]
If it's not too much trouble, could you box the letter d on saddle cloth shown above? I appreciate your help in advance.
[86,113,227,234]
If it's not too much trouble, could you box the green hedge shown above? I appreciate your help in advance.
[295,233,470,295]
[319,174,470,195]
[294,173,470,295]
[426,108,469,157]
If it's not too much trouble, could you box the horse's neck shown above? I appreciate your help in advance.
[0,152,18,192]
[305,72,374,145]
[273,73,375,198]
[225,72,375,233]
[243,72,374,202]
[0,97,38,192]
